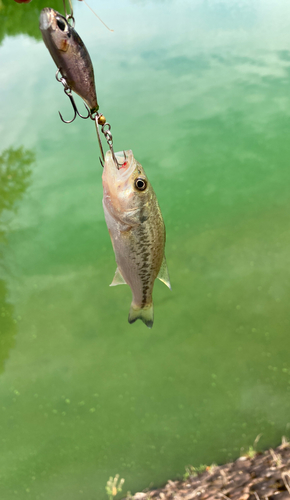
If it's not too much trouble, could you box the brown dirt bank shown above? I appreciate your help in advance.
[125,440,290,500]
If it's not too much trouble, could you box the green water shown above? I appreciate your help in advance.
[1,0,290,498]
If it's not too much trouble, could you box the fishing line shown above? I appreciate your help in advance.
[80,0,114,32]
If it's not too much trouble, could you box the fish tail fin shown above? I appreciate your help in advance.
[128,303,154,329]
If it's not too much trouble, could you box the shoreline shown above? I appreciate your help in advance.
[125,440,290,500]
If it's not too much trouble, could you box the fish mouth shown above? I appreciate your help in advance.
[39,8,55,30]
[105,150,135,178]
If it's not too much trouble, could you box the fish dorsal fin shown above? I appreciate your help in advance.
[110,267,127,287]
[157,255,171,290]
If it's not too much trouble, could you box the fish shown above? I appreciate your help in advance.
[39,8,98,113]
[102,150,171,328]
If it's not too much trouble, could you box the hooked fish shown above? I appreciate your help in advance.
[102,150,171,328]
[39,8,98,113]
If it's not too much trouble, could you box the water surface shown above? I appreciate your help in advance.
[1,0,290,498]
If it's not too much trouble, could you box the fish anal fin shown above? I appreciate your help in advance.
[157,254,171,290]
[110,267,127,286]
[128,303,154,328]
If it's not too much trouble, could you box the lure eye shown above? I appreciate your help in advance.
[56,17,67,31]
[135,178,147,191]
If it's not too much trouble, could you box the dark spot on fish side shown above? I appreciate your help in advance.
[140,214,148,223]
[141,284,150,307]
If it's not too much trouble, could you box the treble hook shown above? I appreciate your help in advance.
[98,151,126,169]
[55,69,90,123]
[91,110,125,170]
[59,87,91,123]
[100,122,124,169]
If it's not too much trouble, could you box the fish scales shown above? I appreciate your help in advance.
[102,150,170,328]
[128,202,164,307]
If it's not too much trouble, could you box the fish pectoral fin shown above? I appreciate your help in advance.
[157,254,171,290]
[110,267,127,287]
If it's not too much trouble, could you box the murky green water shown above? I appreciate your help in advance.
[1,0,290,498]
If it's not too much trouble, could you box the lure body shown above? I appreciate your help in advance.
[39,8,98,113]
[102,150,171,328]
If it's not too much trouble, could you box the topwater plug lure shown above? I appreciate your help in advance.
[39,1,119,166]
[39,6,99,117]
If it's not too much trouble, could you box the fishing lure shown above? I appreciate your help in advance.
[40,7,99,115]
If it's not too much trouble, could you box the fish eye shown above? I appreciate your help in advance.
[56,17,67,31]
[135,178,147,191]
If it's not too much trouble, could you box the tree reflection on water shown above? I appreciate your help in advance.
[0,146,34,373]
[0,0,64,44]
